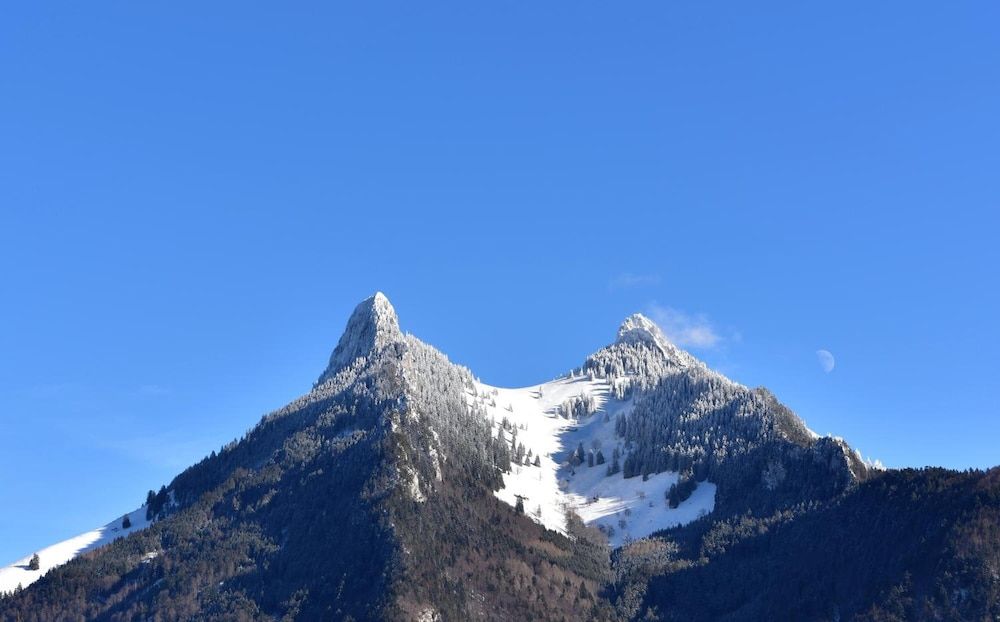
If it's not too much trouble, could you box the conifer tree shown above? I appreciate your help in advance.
[607,447,621,476]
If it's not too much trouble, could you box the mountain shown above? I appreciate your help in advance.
[1,293,998,621]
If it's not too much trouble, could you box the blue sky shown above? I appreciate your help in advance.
[1,3,998,564]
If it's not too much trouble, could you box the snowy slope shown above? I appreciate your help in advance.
[468,374,715,547]
[0,505,151,594]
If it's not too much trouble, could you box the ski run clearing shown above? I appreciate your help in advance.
[468,375,716,547]
[0,506,152,594]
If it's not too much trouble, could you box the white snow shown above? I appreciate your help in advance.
[569,469,716,547]
[467,374,715,547]
[0,505,152,594]
[616,313,700,368]
[318,291,402,384]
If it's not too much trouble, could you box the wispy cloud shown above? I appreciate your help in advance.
[136,384,170,397]
[647,303,722,349]
[609,272,661,290]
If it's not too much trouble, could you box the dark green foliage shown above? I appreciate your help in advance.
[607,447,621,476]
[4,307,997,621]
[145,486,169,521]
[666,473,697,509]
[635,468,1000,621]
[1,385,397,621]
[0,331,612,622]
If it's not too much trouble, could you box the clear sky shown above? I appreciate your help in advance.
[2,3,998,565]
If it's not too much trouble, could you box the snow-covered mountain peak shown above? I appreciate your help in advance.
[317,292,402,383]
[610,312,702,372]
[616,313,668,348]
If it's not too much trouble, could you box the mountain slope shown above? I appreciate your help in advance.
[634,467,1000,621]
[1,292,996,621]
[0,294,613,621]
[0,506,150,595]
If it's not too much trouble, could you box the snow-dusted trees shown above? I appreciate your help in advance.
[612,369,815,483]
[615,413,628,437]
[558,392,597,419]
[403,336,512,491]
[579,319,841,501]
[607,447,621,476]
[582,336,682,392]
[28,554,39,571]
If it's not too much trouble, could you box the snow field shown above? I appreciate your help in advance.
[468,374,715,547]
[0,505,152,593]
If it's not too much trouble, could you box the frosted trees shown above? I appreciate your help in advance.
[609,365,814,484]
[559,393,597,419]
[607,447,621,476]
[28,554,39,571]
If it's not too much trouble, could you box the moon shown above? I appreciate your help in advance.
[816,349,835,373]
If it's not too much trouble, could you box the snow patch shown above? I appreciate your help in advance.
[404,466,426,503]
[570,471,716,548]
[0,505,153,594]
[467,375,715,546]
[416,607,441,622]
